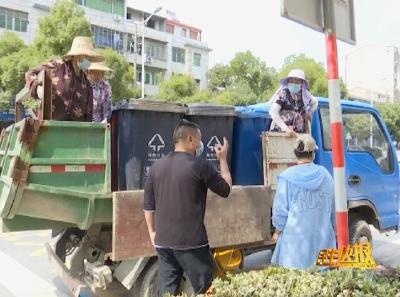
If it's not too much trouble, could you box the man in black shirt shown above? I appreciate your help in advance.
[143,119,232,296]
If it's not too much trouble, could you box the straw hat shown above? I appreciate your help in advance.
[63,36,104,62]
[88,61,112,72]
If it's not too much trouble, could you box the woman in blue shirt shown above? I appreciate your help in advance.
[271,134,336,269]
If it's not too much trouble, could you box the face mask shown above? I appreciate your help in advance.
[195,141,204,157]
[288,83,302,94]
[79,58,91,71]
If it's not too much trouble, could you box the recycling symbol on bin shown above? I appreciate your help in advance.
[148,134,165,152]
[207,136,221,152]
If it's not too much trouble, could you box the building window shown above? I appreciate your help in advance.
[145,41,166,61]
[75,0,124,16]
[126,34,136,53]
[172,47,185,64]
[0,7,28,32]
[166,24,174,34]
[91,25,123,51]
[145,70,164,85]
[190,30,198,40]
[181,28,187,38]
[193,53,201,67]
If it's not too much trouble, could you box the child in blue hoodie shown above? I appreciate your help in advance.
[271,134,337,269]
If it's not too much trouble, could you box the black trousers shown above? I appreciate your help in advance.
[156,246,214,297]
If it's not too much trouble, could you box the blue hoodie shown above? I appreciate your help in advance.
[271,163,337,269]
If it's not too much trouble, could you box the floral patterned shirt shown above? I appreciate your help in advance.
[90,79,112,122]
[272,88,307,133]
[26,59,93,121]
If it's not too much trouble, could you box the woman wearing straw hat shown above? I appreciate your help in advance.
[87,61,112,123]
[269,69,318,137]
[25,36,104,121]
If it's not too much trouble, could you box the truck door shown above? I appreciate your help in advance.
[317,106,399,230]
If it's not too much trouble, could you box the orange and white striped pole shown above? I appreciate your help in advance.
[324,0,349,248]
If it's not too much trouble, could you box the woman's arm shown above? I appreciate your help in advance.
[270,102,290,132]
[272,178,290,233]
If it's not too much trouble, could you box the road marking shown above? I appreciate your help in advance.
[0,249,70,297]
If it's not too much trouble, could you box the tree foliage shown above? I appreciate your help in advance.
[0,31,25,57]
[208,63,232,91]
[33,0,92,58]
[159,74,198,101]
[100,48,140,102]
[377,103,400,143]
[229,51,277,98]
[208,51,277,105]
[0,34,41,109]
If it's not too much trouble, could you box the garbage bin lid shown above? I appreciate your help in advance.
[236,110,270,118]
[114,99,188,114]
[188,104,236,116]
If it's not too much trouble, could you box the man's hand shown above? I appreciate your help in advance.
[215,137,229,160]
[144,211,156,247]
[149,231,156,247]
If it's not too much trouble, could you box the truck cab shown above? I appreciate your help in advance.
[315,98,399,241]
[245,97,399,242]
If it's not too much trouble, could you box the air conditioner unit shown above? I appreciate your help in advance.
[113,15,122,22]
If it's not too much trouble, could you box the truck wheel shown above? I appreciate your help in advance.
[131,260,193,297]
[349,215,372,245]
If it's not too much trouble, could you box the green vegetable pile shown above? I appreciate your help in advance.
[168,266,400,297]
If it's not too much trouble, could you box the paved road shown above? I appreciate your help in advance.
[0,227,399,297]
[0,230,71,297]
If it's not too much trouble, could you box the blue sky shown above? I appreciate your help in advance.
[129,0,400,78]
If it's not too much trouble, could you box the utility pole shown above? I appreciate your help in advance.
[138,7,162,99]
[323,0,349,248]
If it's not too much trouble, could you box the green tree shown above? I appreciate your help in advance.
[208,63,232,91]
[376,103,400,143]
[100,48,140,102]
[215,80,259,106]
[158,74,197,101]
[180,90,214,104]
[0,31,27,109]
[208,51,277,99]
[0,31,25,57]
[229,51,277,97]
[279,54,347,98]
[0,46,43,109]
[33,0,92,58]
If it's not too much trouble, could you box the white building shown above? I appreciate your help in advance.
[346,45,400,104]
[0,0,211,96]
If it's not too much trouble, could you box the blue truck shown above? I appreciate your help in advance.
[235,98,399,243]
[0,97,398,297]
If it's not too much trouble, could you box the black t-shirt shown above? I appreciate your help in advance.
[143,151,231,249]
